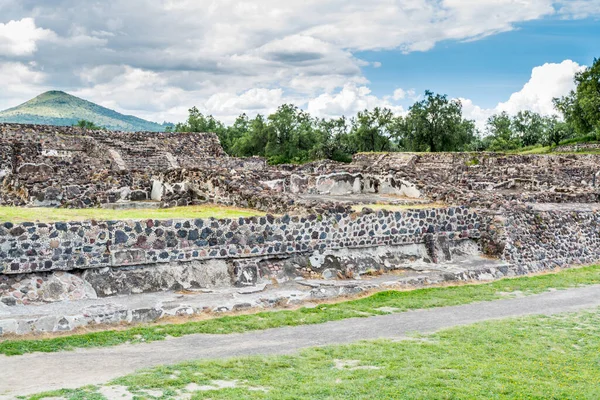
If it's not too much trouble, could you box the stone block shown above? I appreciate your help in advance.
[111,249,147,266]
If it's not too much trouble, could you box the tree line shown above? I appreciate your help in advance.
[170,57,599,164]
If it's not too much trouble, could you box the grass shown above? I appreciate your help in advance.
[3,265,600,357]
[516,145,552,155]
[25,308,600,399]
[558,133,598,146]
[0,204,265,224]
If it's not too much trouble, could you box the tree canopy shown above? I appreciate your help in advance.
[554,58,600,137]
[171,60,600,163]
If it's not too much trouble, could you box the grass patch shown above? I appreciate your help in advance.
[0,204,264,224]
[3,265,600,357]
[516,145,552,154]
[27,308,600,399]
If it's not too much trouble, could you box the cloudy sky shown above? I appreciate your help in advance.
[0,1,598,128]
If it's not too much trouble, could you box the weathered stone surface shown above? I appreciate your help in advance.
[82,260,229,297]
[0,272,97,305]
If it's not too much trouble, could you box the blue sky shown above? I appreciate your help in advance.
[0,0,598,127]
[361,17,599,109]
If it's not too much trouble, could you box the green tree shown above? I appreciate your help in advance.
[349,108,395,153]
[554,58,600,136]
[512,110,545,146]
[223,114,250,155]
[486,112,521,151]
[544,116,573,146]
[230,114,269,157]
[75,120,103,130]
[174,106,228,150]
[312,117,353,162]
[402,91,476,152]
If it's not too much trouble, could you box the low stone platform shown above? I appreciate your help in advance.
[0,257,513,336]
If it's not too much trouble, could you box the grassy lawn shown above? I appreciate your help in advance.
[0,204,264,224]
[25,308,600,399]
[2,265,600,357]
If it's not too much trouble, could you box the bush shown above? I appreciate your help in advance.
[558,132,598,146]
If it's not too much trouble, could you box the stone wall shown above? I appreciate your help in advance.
[553,143,600,153]
[0,207,485,275]
[500,206,600,272]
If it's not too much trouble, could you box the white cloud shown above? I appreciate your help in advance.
[459,98,497,131]
[392,89,407,101]
[0,61,49,110]
[496,60,584,115]
[0,1,596,124]
[204,88,286,122]
[307,84,405,118]
[461,60,584,130]
[0,18,55,56]
[556,0,600,18]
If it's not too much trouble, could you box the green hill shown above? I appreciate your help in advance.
[0,91,169,132]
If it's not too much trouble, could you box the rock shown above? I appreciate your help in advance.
[1,296,16,306]
[130,190,148,201]
[322,269,337,280]
[151,180,164,201]
[82,260,230,297]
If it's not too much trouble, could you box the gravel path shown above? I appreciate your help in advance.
[2,285,600,398]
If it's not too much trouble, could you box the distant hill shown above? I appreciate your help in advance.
[0,91,170,132]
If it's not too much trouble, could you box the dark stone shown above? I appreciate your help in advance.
[188,229,199,241]
[10,227,25,236]
[130,190,148,201]
[1,297,17,306]
[114,230,129,245]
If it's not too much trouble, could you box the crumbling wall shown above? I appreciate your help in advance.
[0,123,229,208]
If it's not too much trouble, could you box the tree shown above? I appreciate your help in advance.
[174,106,228,150]
[402,91,476,152]
[312,117,352,162]
[230,114,269,157]
[349,108,395,153]
[224,114,250,155]
[512,110,545,147]
[544,116,572,146]
[486,112,521,151]
[554,58,600,136]
[264,104,316,164]
[75,120,103,130]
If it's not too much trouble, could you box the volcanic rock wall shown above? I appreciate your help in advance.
[500,206,600,272]
[0,207,485,276]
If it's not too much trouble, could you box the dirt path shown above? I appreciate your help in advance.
[2,285,600,398]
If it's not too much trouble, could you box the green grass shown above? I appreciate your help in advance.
[25,308,600,399]
[3,265,600,357]
[0,204,265,224]
[516,145,552,154]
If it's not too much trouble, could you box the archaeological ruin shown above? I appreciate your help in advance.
[1,122,600,336]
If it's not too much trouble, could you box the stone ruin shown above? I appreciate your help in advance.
[1,123,600,335]
[3,123,600,212]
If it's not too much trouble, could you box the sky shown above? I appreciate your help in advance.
[0,0,598,130]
